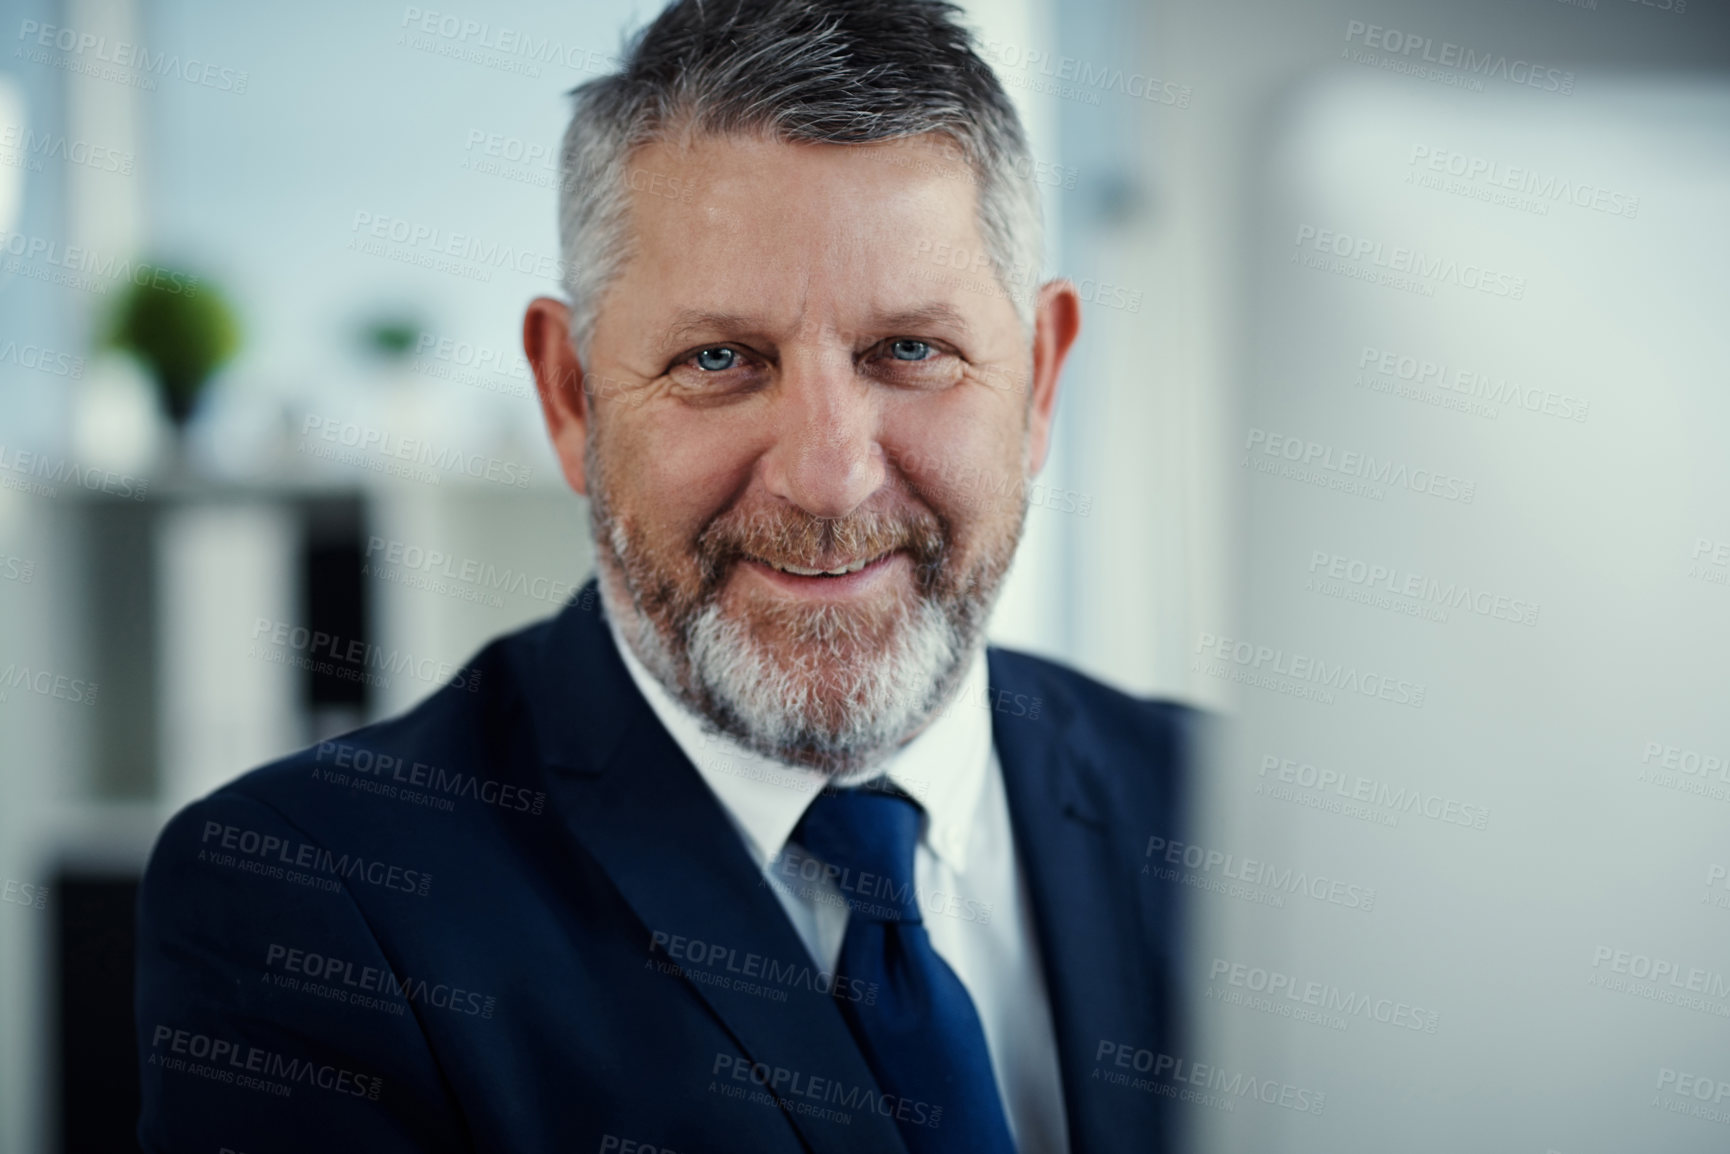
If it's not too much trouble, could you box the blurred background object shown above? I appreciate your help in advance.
[101,263,238,426]
[0,0,1726,1152]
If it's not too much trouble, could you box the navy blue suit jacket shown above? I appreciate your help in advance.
[135,584,1195,1153]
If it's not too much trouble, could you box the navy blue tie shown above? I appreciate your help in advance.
[793,785,1018,1154]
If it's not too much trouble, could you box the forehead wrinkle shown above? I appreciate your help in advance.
[646,219,990,360]
[661,309,762,346]
[871,302,972,339]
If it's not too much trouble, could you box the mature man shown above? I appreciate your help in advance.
[135,1,1194,1151]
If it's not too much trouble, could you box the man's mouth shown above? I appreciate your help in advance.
[755,552,889,577]
[736,550,903,593]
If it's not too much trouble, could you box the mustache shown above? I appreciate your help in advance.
[693,504,949,594]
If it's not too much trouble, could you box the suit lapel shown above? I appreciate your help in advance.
[989,651,1171,1154]
[531,593,909,1154]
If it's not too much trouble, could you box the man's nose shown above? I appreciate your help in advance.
[758,355,886,520]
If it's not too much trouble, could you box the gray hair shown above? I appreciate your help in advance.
[556,0,1044,365]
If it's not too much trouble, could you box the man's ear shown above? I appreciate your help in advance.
[523,297,591,495]
[1024,278,1082,477]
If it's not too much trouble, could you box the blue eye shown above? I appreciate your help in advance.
[694,347,736,371]
[889,339,931,361]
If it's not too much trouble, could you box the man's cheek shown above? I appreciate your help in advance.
[601,426,730,555]
[908,448,1022,520]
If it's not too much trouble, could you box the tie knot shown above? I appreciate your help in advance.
[792,783,924,924]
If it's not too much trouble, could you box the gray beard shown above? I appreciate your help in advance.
[686,591,968,773]
[594,519,998,777]
[585,419,1021,774]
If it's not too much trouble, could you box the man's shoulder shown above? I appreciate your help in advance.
[985,646,1201,853]
[986,644,1206,754]
[168,607,572,854]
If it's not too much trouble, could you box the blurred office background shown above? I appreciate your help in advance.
[1,0,1727,1151]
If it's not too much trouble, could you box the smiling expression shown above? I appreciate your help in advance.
[526,130,1080,772]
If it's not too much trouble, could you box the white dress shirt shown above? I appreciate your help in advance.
[607,617,1070,1153]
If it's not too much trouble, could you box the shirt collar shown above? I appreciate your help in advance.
[605,614,993,874]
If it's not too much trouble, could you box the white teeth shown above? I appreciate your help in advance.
[771,556,878,577]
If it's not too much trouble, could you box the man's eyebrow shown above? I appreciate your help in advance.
[661,310,762,347]
[659,303,974,347]
[873,303,972,336]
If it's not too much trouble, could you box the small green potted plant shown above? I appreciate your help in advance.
[103,267,240,427]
